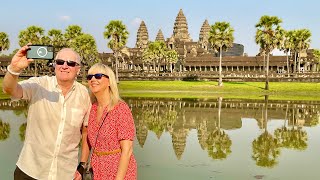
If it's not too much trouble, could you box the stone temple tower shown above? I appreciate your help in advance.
[155,29,165,42]
[135,20,149,49]
[171,9,191,42]
[198,19,211,51]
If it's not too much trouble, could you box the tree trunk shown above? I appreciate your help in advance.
[294,52,297,73]
[115,53,119,83]
[263,54,266,72]
[34,61,38,77]
[218,47,223,86]
[265,53,270,90]
[298,50,301,73]
[81,65,87,83]
[286,52,290,77]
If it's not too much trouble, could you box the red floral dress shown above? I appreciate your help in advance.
[87,101,137,180]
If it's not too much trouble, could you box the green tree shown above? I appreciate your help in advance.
[71,34,99,82]
[64,25,83,47]
[208,22,234,86]
[142,41,167,73]
[0,32,10,53]
[165,50,179,73]
[103,20,129,83]
[280,30,295,76]
[294,29,312,73]
[47,29,65,51]
[255,15,284,90]
[142,46,154,72]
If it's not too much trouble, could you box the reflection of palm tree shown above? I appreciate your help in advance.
[206,97,232,160]
[0,120,10,141]
[275,110,308,151]
[252,95,281,168]
[206,129,232,159]
[19,123,27,142]
[252,131,280,168]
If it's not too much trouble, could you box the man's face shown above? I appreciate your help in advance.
[54,50,80,83]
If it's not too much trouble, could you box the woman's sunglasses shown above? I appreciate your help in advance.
[86,73,109,80]
[55,59,79,67]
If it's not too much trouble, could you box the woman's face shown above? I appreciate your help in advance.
[87,71,110,94]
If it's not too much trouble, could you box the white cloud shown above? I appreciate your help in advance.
[59,15,71,22]
[131,17,142,27]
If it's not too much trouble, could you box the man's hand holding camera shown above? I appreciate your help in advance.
[7,44,34,76]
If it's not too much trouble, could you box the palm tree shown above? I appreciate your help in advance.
[18,26,46,76]
[47,29,65,52]
[64,25,83,47]
[294,29,312,73]
[103,20,129,83]
[255,15,284,90]
[208,22,234,86]
[280,30,295,76]
[71,34,99,82]
[0,32,10,53]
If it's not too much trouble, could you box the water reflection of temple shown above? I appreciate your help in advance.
[128,98,320,159]
[1,98,319,160]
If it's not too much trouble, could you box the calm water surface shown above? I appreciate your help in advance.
[0,97,320,180]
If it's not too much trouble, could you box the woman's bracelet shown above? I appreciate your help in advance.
[7,65,22,76]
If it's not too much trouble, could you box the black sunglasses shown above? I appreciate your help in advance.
[86,73,109,80]
[55,59,79,67]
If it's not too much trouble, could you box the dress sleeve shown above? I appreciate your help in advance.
[117,102,136,141]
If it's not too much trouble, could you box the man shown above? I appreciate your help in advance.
[2,44,91,180]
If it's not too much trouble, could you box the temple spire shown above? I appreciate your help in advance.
[171,9,191,42]
[135,20,149,49]
[198,19,210,50]
[155,29,165,42]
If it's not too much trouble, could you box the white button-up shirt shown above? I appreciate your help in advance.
[15,76,91,179]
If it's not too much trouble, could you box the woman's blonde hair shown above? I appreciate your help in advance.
[88,63,121,110]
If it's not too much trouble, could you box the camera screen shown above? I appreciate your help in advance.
[27,45,54,60]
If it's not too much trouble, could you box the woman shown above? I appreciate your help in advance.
[83,63,137,180]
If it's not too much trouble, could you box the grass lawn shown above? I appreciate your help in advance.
[118,81,320,101]
[1,78,319,101]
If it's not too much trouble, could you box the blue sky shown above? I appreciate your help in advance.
[1,0,319,56]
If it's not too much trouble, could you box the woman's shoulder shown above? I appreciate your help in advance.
[114,100,130,112]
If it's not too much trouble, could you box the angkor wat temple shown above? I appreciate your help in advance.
[0,9,319,81]
[98,9,319,80]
